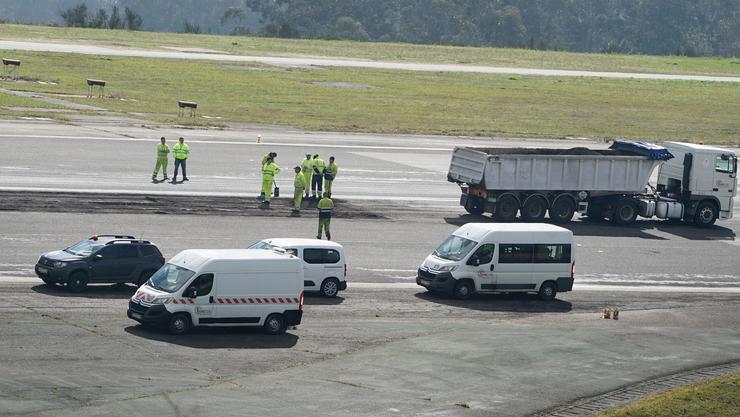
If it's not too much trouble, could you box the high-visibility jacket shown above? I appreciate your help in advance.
[301,158,314,175]
[262,162,280,178]
[317,197,334,219]
[173,143,190,160]
[325,163,338,179]
[312,158,325,175]
[294,172,307,191]
[156,143,170,158]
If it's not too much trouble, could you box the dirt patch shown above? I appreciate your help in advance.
[312,81,375,90]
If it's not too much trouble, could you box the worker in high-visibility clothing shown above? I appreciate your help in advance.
[301,153,314,199]
[258,152,278,201]
[316,192,334,240]
[324,156,338,197]
[260,157,280,208]
[171,137,190,183]
[152,136,169,181]
[292,166,307,216]
[311,154,325,199]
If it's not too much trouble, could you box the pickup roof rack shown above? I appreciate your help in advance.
[104,239,151,245]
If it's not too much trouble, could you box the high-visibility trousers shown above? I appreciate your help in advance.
[303,173,312,195]
[153,157,168,178]
[293,189,303,210]
[261,177,274,202]
[318,217,331,237]
[324,179,333,195]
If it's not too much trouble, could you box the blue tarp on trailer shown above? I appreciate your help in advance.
[609,141,674,160]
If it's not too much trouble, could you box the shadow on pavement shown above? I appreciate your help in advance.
[303,294,345,305]
[443,214,736,241]
[415,291,572,313]
[124,325,299,349]
[32,283,136,299]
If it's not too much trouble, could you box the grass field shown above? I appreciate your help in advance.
[597,373,740,417]
[2,24,740,77]
[1,50,738,144]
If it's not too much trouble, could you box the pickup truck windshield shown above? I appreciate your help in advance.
[147,263,195,293]
[433,235,477,261]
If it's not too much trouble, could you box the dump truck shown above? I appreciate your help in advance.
[448,141,737,227]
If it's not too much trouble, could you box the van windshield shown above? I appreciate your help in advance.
[433,235,477,261]
[247,241,273,250]
[147,263,196,293]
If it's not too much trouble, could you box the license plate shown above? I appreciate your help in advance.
[130,312,143,320]
[38,267,48,274]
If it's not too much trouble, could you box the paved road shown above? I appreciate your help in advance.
[1,40,739,83]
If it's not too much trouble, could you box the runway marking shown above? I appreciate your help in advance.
[0,134,451,152]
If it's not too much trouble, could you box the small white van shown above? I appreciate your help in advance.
[128,249,304,335]
[417,223,574,301]
[248,238,347,297]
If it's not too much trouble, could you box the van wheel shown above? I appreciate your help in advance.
[168,313,191,335]
[263,313,286,335]
[320,278,340,297]
[453,280,474,300]
[137,270,155,287]
[67,271,88,292]
[538,281,557,301]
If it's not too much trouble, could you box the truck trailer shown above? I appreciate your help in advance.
[448,141,737,227]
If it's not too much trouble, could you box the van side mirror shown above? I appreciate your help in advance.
[185,286,197,298]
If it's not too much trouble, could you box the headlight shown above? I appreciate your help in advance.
[54,261,67,268]
[437,265,457,272]
[151,296,173,305]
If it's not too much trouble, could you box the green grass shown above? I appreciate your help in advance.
[2,24,739,76]
[597,373,740,417]
[1,51,738,144]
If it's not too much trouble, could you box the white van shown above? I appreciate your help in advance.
[417,223,574,301]
[128,249,304,335]
[248,238,347,297]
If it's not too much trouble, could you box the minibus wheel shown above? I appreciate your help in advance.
[168,313,191,335]
[453,280,474,300]
[538,281,557,301]
[263,313,286,335]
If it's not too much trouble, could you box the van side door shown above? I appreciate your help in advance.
[463,244,495,291]
[183,274,214,322]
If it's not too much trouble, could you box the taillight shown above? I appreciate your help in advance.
[299,291,304,310]
[571,261,576,278]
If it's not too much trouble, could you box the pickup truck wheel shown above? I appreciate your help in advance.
[694,201,718,227]
[522,197,547,222]
[538,281,557,301]
[494,195,518,222]
[168,313,191,335]
[263,313,286,335]
[612,199,638,225]
[464,196,485,215]
[320,278,339,297]
[453,280,474,300]
[550,198,575,223]
[67,271,88,292]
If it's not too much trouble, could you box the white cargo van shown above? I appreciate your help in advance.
[128,249,304,335]
[248,238,347,297]
[417,223,574,301]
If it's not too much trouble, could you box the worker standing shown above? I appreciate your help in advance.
[260,157,280,208]
[171,137,190,183]
[324,156,338,197]
[292,166,307,216]
[301,153,314,199]
[316,192,334,240]
[311,154,325,199]
[258,152,278,201]
[152,136,169,181]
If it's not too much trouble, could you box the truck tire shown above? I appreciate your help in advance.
[549,197,575,223]
[694,201,718,227]
[464,196,485,215]
[612,199,638,225]
[521,196,547,222]
[493,195,518,222]
[67,271,88,293]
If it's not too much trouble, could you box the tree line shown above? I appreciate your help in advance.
[242,0,739,57]
[60,3,142,30]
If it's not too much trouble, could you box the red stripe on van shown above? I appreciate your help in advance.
[271,298,277,303]
[240,298,247,304]
[256,298,262,304]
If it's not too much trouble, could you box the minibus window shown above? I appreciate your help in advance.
[499,244,534,263]
[533,244,571,263]
[434,235,477,261]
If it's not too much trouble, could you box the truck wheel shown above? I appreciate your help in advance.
[694,201,718,227]
[538,281,557,301]
[67,271,88,293]
[612,199,638,225]
[522,197,547,222]
[453,280,474,300]
[320,278,339,297]
[464,196,485,215]
[550,197,575,223]
[263,313,286,335]
[168,313,191,335]
[494,195,518,222]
